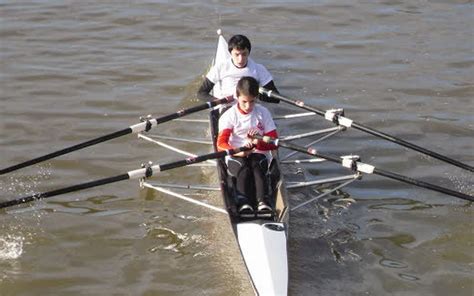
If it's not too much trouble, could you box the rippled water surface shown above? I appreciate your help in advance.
[1,1,473,295]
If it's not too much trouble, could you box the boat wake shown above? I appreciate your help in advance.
[0,171,50,262]
[447,172,474,199]
[147,225,206,255]
[143,211,208,256]
[0,234,24,260]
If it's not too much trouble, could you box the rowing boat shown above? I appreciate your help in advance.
[209,31,289,296]
[1,27,472,296]
[210,108,289,295]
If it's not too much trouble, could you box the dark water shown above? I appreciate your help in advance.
[1,1,473,295]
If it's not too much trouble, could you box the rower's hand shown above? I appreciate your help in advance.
[233,139,255,157]
[224,95,234,103]
[247,128,261,145]
[244,139,256,156]
[244,140,254,148]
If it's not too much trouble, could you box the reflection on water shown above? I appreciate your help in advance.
[379,258,408,269]
[398,273,420,282]
[368,198,433,211]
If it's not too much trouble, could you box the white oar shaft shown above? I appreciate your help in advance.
[138,134,216,165]
[274,112,316,119]
[280,127,342,141]
[291,178,359,211]
[143,183,227,214]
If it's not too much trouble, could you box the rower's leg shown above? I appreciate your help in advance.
[249,154,270,205]
[227,157,250,205]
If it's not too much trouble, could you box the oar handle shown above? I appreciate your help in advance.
[259,87,474,172]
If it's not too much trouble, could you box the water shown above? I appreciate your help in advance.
[1,1,473,295]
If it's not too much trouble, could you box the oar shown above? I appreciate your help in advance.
[0,97,233,175]
[0,146,249,209]
[259,87,474,172]
[254,135,473,202]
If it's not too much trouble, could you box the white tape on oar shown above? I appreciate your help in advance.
[258,87,271,97]
[324,109,353,127]
[341,158,354,169]
[128,165,161,179]
[324,109,337,121]
[128,168,146,179]
[130,119,158,133]
[356,163,375,174]
[341,158,374,174]
[338,116,353,128]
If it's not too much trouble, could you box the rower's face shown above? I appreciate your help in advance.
[238,94,256,113]
[231,48,249,68]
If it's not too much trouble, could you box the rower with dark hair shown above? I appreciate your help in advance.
[217,76,278,216]
[197,34,280,104]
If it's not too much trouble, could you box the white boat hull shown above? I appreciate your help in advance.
[210,30,289,296]
[237,221,288,296]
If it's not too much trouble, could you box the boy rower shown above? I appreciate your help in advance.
[217,76,278,216]
[197,34,280,104]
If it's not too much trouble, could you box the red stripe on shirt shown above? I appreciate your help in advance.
[256,129,278,151]
[217,128,233,151]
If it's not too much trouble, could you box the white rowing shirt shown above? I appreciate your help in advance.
[208,58,273,99]
[219,103,276,158]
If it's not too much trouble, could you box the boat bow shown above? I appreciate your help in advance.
[237,221,288,296]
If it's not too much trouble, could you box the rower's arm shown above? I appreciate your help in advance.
[217,129,233,151]
[259,81,280,104]
[217,129,251,157]
[197,77,217,101]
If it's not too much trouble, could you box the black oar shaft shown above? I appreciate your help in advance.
[263,137,473,202]
[0,128,132,175]
[373,168,473,201]
[351,121,473,172]
[158,147,249,172]
[0,98,231,175]
[0,146,249,209]
[260,88,474,172]
[0,174,130,208]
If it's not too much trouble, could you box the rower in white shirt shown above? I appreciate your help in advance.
[197,34,280,104]
[216,76,278,216]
